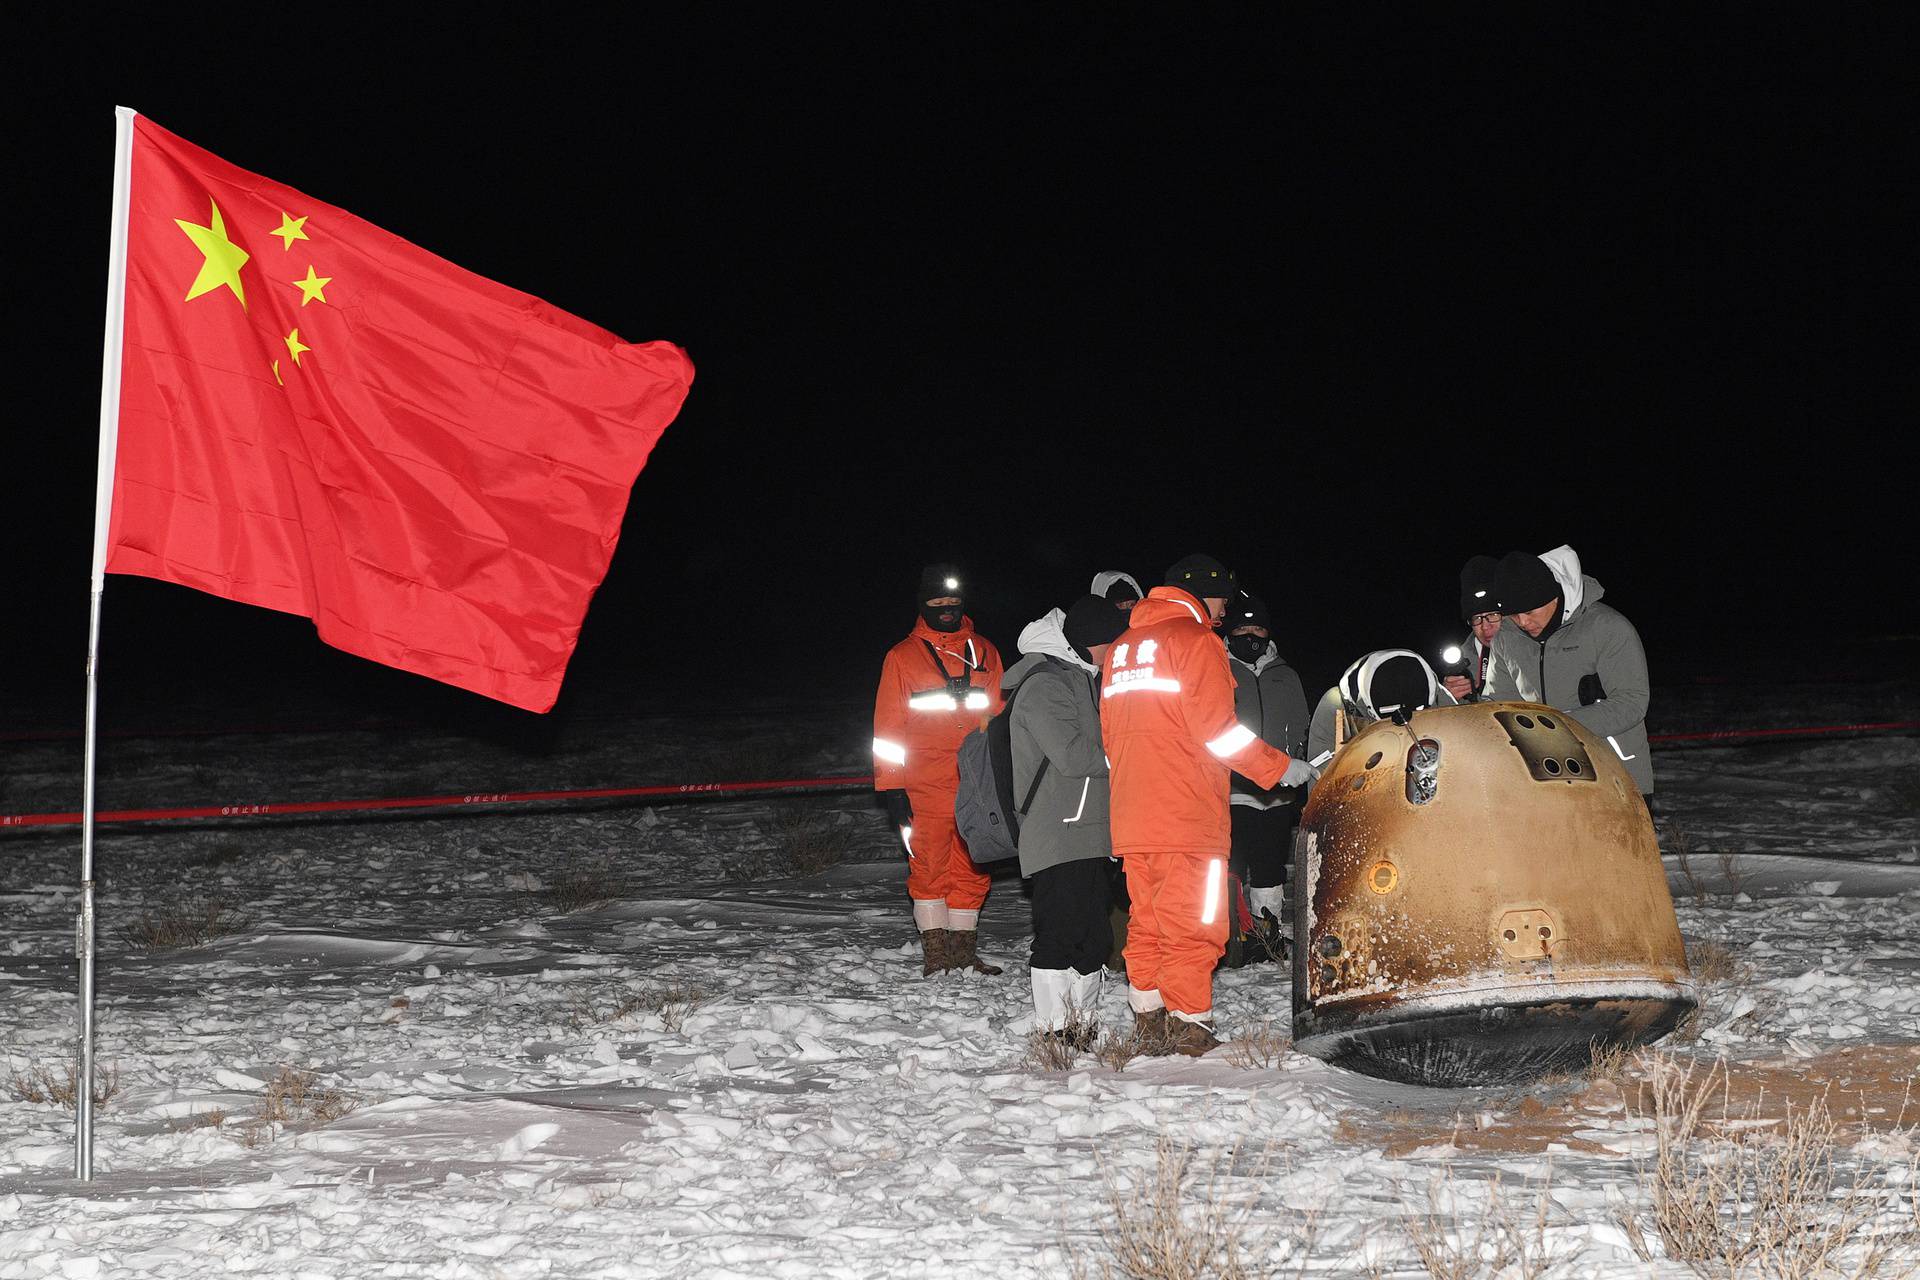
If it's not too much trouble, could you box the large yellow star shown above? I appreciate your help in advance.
[271,213,310,250]
[284,328,311,366]
[292,266,332,306]
[175,199,250,309]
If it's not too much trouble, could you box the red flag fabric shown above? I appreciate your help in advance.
[110,115,694,712]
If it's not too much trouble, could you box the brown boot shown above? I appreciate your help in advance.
[1166,1016,1222,1057]
[946,930,1002,975]
[1132,1008,1172,1055]
[919,928,950,976]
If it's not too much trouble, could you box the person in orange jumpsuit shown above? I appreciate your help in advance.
[873,564,1005,976]
[1100,554,1319,1054]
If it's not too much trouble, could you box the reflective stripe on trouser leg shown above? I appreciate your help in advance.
[1127,984,1164,1014]
[1128,851,1228,1021]
[904,805,991,912]
[1199,858,1223,925]
[912,899,949,932]
[947,908,979,932]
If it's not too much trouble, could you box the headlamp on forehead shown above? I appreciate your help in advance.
[944,577,959,592]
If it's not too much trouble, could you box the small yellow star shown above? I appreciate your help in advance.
[292,266,332,306]
[284,328,311,366]
[271,213,310,250]
[175,199,250,309]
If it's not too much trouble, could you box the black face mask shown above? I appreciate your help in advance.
[1532,599,1566,643]
[1228,632,1267,664]
[919,602,963,633]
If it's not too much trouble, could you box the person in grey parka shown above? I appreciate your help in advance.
[1223,593,1309,957]
[1485,545,1655,798]
[1004,594,1129,1039]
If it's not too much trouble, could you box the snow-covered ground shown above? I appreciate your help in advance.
[1,695,1915,1277]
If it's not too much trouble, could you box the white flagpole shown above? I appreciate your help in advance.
[78,104,137,1183]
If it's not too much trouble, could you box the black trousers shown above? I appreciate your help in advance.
[1030,858,1114,976]
[1229,803,1298,891]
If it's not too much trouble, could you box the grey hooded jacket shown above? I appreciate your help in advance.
[1484,546,1654,794]
[1003,609,1112,879]
[1229,642,1309,810]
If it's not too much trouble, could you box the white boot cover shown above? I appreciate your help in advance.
[1030,967,1074,1033]
[1064,968,1103,1025]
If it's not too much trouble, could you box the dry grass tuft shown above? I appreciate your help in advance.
[120,899,249,950]
[1066,1137,1312,1279]
[1024,1008,1103,1072]
[168,1107,229,1134]
[1223,1020,1291,1070]
[540,857,619,913]
[1093,1019,1179,1073]
[1397,1167,1578,1279]
[1621,1054,1920,1277]
[568,980,713,1033]
[230,1066,358,1147]
[1587,1040,1645,1082]
[1665,826,1754,906]
[7,1060,122,1110]
[1687,938,1744,984]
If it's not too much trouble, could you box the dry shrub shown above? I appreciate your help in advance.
[1224,1020,1290,1070]
[8,1060,122,1110]
[1024,1008,1103,1072]
[540,856,619,913]
[1688,939,1745,984]
[1067,1137,1312,1279]
[1094,1019,1178,1073]
[568,980,713,1033]
[168,1107,228,1134]
[770,805,856,876]
[1397,1167,1578,1280]
[1624,1054,1920,1277]
[1667,826,1711,906]
[231,1066,358,1147]
[120,899,249,949]
[1587,1040,1643,1082]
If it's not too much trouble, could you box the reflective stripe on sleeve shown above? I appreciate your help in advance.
[1102,677,1182,698]
[1199,858,1224,925]
[1206,724,1258,758]
[872,738,908,765]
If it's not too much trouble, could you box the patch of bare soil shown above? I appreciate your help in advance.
[1341,1044,1920,1158]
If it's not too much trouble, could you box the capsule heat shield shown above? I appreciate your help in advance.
[1291,702,1694,1086]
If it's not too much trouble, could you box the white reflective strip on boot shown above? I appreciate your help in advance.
[1065,968,1103,1023]
[1127,984,1165,1014]
[947,908,980,932]
[912,899,949,932]
[1030,967,1074,1032]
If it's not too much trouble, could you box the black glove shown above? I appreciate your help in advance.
[880,789,912,829]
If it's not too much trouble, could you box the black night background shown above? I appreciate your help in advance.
[7,8,1915,747]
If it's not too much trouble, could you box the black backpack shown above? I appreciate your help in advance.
[953,676,1048,865]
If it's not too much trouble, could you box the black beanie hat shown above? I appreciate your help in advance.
[1495,551,1559,614]
[1063,594,1128,657]
[1230,592,1270,632]
[917,563,964,604]
[1367,655,1432,717]
[1459,555,1502,619]
[1164,553,1236,599]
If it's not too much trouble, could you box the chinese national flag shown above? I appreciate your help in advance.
[110,115,694,712]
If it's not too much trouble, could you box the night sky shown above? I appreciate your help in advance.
[9,10,1913,740]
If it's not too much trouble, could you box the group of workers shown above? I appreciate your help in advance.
[871,547,1652,1057]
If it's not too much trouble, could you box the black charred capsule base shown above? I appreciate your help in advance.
[1294,993,1696,1088]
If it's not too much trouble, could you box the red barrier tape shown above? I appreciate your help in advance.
[3,721,1915,831]
[1,776,876,830]
[1648,721,1919,744]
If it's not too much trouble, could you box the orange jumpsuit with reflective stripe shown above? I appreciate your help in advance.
[873,616,1004,913]
[1099,587,1291,1021]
